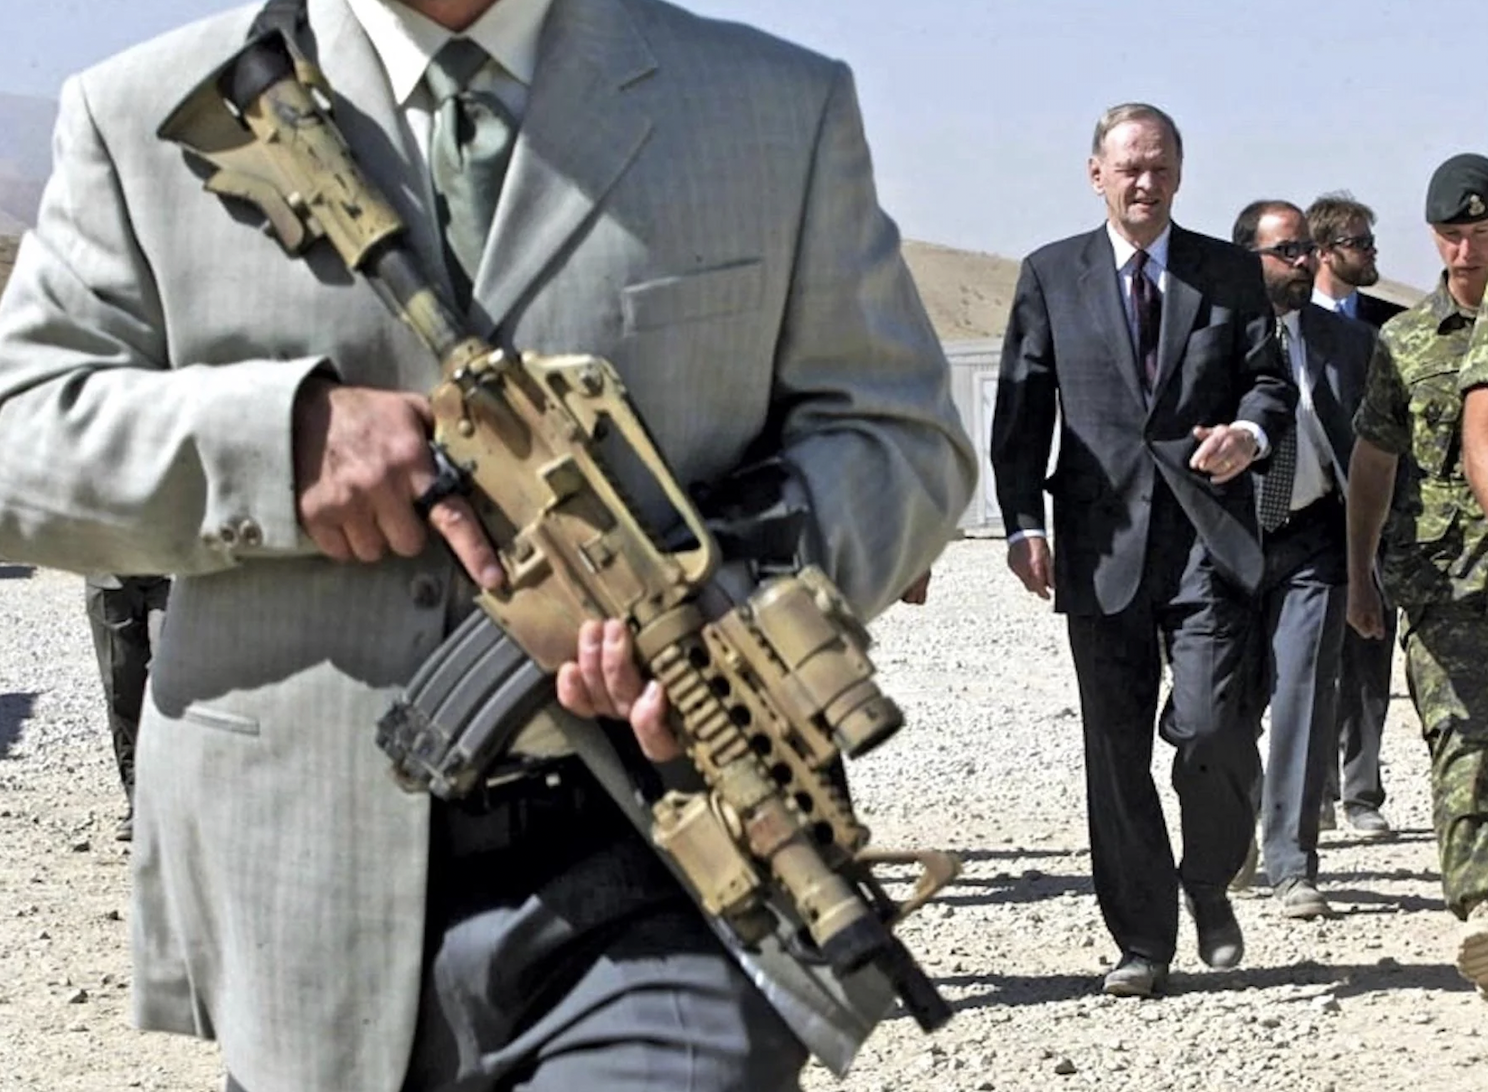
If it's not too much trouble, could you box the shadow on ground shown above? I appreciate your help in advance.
[953,847,1085,863]
[914,959,1472,1014]
[0,691,38,757]
[935,872,1093,907]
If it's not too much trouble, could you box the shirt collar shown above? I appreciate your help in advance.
[345,0,554,105]
[1107,222,1172,273]
[1310,286,1354,315]
[1280,309,1303,344]
[1427,272,1479,333]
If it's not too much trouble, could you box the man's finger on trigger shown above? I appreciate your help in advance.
[428,497,504,589]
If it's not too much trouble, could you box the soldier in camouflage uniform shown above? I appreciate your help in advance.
[1346,153,1488,999]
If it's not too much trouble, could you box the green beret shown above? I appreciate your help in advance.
[1426,153,1488,224]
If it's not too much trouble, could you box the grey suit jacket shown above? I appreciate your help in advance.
[0,1,975,1088]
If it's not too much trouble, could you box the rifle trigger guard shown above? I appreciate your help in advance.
[414,442,471,519]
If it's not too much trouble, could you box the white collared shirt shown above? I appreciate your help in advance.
[345,0,554,158]
[1278,310,1334,511]
[1104,219,1268,454]
[1108,221,1171,352]
[1310,286,1356,319]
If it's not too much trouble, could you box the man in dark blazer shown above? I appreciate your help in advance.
[992,103,1295,998]
[1305,192,1403,839]
[1230,200,1385,921]
[1308,193,1407,329]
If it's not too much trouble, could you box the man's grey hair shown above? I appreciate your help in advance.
[1091,103,1184,161]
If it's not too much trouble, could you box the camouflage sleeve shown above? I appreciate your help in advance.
[1460,309,1488,393]
[1352,335,1411,454]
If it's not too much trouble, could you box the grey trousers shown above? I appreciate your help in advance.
[1239,500,1348,885]
[1324,608,1395,811]
[228,804,805,1092]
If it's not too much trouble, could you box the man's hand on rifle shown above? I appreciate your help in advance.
[293,380,678,763]
[291,378,504,589]
[557,619,681,762]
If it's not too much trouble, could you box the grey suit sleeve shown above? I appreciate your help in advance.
[770,63,976,619]
[0,75,322,577]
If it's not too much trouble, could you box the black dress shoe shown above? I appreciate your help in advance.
[1102,956,1169,998]
[1186,893,1243,968]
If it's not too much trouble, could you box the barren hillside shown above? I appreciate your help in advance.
[901,239,1020,341]
[0,234,16,295]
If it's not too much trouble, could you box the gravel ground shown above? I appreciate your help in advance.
[0,539,1482,1091]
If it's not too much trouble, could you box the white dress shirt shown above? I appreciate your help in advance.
[1311,286,1356,318]
[1277,310,1334,512]
[346,0,554,144]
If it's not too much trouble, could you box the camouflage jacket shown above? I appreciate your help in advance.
[1353,278,1488,605]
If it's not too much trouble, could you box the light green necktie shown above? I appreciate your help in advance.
[425,38,516,309]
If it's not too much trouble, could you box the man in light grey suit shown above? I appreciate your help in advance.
[0,1,976,1090]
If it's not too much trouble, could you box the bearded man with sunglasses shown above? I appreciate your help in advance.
[1231,200,1386,921]
[1308,194,1407,329]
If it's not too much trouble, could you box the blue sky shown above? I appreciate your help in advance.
[0,0,1471,289]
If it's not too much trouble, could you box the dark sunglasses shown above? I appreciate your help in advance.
[1254,239,1318,262]
[1330,233,1377,251]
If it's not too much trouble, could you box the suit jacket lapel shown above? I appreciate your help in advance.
[1151,226,1202,404]
[1078,230,1147,410]
[307,0,451,301]
[469,0,656,333]
[1298,307,1353,484]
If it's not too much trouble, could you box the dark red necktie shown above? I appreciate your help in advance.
[1131,249,1161,389]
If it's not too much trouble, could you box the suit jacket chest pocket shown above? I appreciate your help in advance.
[613,260,771,479]
[621,260,765,334]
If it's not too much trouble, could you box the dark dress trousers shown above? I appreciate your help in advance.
[992,224,1295,964]
[1242,305,1377,886]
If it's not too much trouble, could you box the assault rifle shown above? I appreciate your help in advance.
[159,14,957,1068]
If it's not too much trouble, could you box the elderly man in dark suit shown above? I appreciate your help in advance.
[1230,200,1385,920]
[992,102,1294,998]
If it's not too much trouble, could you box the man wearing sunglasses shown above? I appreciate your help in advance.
[1308,194,1406,329]
[1349,153,1488,1002]
[1231,201,1385,921]
[1305,193,1404,844]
